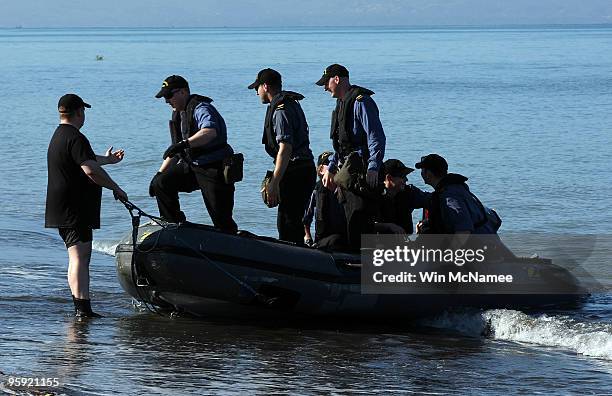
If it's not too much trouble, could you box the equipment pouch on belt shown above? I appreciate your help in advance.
[261,170,278,208]
[223,153,244,184]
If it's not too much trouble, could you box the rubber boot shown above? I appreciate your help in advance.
[72,295,103,318]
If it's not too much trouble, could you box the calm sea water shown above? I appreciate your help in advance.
[0,26,611,395]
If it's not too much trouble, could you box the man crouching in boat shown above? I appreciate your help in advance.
[415,153,497,245]
[45,94,128,318]
[302,151,348,251]
[150,75,238,233]
[374,159,431,235]
[415,154,513,257]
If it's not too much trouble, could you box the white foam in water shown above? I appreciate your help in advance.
[92,239,119,256]
[423,309,612,360]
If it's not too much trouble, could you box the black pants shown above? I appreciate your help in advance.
[338,188,378,251]
[277,161,316,243]
[152,159,238,233]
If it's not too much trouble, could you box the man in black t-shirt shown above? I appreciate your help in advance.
[45,93,128,318]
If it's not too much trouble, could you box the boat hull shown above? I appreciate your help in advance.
[115,223,587,320]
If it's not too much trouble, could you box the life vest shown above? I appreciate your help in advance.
[330,85,375,160]
[169,94,229,162]
[262,91,306,159]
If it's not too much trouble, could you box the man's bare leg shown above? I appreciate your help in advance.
[67,241,92,299]
[67,241,100,317]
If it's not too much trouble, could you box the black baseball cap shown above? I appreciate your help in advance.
[58,94,91,113]
[247,68,282,90]
[155,75,189,98]
[383,159,414,177]
[315,64,349,86]
[415,154,448,174]
[317,151,334,166]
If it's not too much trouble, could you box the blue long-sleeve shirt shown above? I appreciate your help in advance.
[189,102,233,166]
[328,95,386,173]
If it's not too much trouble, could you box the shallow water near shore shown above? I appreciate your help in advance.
[1,26,612,394]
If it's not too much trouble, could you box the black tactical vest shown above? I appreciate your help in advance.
[169,94,228,161]
[262,91,305,159]
[330,85,375,160]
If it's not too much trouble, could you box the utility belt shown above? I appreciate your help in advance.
[333,151,383,199]
[285,157,314,173]
[261,158,314,208]
[188,151,244,185]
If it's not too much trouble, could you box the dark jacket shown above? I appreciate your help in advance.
[378,185,431,234]
[428,173,495,234]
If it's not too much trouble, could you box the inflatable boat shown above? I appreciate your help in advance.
[115,221,587,321]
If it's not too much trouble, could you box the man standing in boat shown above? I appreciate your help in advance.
[248,68,316,243]
[45,93,128,318]
[315,64,386,250]
[150,75,238,234]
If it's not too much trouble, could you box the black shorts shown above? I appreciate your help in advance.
[58,227,93,248]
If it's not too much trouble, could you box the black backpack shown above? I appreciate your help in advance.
[469,191,502,232]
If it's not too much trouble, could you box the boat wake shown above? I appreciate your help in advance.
[421,308,612,360]
[92,239,119,256]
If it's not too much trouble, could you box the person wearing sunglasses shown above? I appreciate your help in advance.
[150,75,238,233]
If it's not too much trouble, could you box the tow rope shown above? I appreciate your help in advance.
[116,198,168,315]
[117,198,267,315]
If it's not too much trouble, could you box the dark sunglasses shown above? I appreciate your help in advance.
[164,88,182,100]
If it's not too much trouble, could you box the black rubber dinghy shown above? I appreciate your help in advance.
[115,222,587,320]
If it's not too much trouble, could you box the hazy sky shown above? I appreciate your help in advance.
[2,0,612,28]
